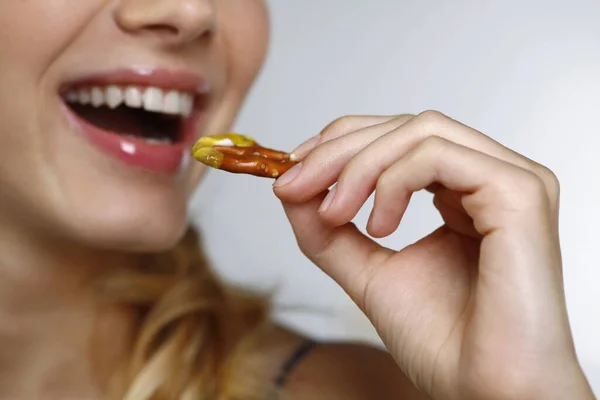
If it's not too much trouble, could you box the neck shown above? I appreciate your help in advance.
[0,223,139,399]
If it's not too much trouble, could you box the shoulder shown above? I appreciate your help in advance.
[256,326,426,400]
[282,341,426,399]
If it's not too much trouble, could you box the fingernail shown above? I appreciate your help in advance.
[273,162,302,188]
[290,135,321,161]
[318,185,337,213]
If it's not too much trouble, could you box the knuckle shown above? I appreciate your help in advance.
[412,110,452,140]
[418,135,450,158]
[534,163,561,198]
[416,109,448,126]
[502,169,549,207]
[524,171,548,197]
[321,115,357,139]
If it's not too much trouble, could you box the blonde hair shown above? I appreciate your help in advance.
[102,226,275,400]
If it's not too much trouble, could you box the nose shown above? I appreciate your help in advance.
[115,0,216,45]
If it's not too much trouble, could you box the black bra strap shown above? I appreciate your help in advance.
[273,339,318,388]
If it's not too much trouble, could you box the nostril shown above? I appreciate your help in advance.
[145,24,179,37]
[114,1,217,45]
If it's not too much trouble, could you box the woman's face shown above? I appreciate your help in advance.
[0,0,269,251]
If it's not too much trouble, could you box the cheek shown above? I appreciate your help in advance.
[0,2,100,184]
[0,3,95,207]
[220,0,270,95]
[189,0,269,154]
[0,2,191,250]
[198,0,268,140]
[0,0,269,251]
[0,2,100,82]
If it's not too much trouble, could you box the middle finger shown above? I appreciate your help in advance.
[275,111,542,208]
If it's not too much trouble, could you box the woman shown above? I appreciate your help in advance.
[0,0,594,399]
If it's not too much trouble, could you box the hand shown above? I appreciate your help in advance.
[273,111,595,400]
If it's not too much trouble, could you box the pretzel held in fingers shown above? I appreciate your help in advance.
[191,133,298,178]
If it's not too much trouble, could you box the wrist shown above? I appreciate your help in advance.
[536,368,595,400]
[496,364,595,400]
[457,359,595,400]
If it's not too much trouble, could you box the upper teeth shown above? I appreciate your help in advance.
[64,85,194,118]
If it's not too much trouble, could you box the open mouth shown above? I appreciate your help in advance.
[62,85,197,145]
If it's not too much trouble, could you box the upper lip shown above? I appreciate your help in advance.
[59,66,211,95]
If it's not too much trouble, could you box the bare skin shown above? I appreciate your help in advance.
[257,326,427,400]
[274,113,595,399]
[0,0,593,399]
[0,0,269,398]
[194,111,596,399]
[0,0,415,398]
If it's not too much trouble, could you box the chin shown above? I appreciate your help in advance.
[36,69,216,254]
[55,191,192,254]
[75,216,189,253]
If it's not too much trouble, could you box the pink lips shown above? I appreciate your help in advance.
[60,68,208,175]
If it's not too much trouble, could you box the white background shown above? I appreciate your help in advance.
[190,1,600,394]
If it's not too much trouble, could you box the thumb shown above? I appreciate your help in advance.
[279,190,390,304]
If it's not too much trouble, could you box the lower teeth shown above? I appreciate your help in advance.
[125,135,173,145]
[144,137,173,145]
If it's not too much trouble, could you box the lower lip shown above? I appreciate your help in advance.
[61,103,203,174]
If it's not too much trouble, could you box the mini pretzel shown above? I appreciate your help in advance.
[191,133,298,178]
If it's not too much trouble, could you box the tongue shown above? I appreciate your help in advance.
[76,106,145,137]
